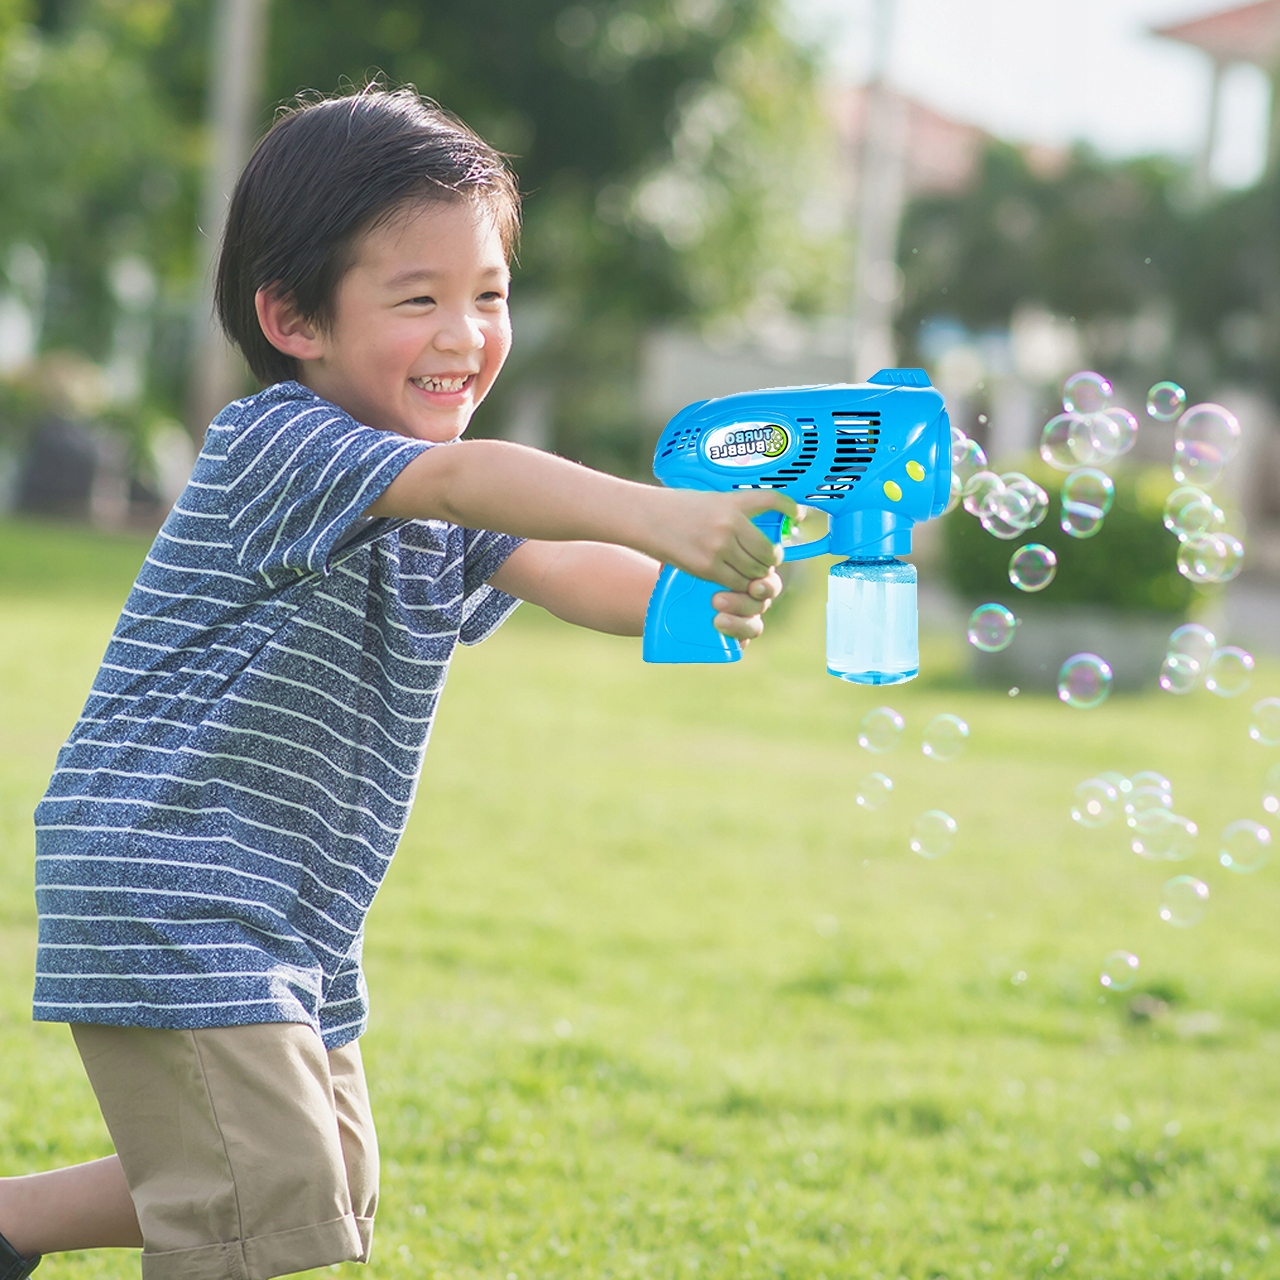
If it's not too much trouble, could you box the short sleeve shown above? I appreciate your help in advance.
[219,389,431,586]
[459,527,525,645]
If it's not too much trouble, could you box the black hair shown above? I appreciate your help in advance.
[215,86,521,385]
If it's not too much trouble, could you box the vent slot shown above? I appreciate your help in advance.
[759,426,820,485]
[821,410,879,489]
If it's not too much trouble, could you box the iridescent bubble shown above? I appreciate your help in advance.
[944,471,962,515]
[1162,486,1225,542]
[922,713,970,763]
[1072,777,1121,828]
[950,434,988,487]
[1131,812,1198,863]
[1096,406,1140,458]
[856,771,894,811]
[1173,403,1241,489]
[910,809,957,860]
[1003,473,1049,529]
[1009,543,1057,593]
[1060,467,1115,539]
[1040,413,1085,472]
[1100,950,1140,992]
[858,706,905,753]
[1147,381,1187,421]
[1264,762,1280,816]
[1063,370,1113,415]
[968,603,1018,653]
[1099,770,1132,797]
[963,470,1003,516]
[1128,770,1173,802]
[1058,653,1113,709]
[1159,652,1201,695]
[1177,533,1244,584]
[1205,646,1254,698]
[1249,697,1280,747]
[1167,623,1216,670]
[1219,819,1271,874]
[1126,784,1174,824]
[1159,875,1209,927]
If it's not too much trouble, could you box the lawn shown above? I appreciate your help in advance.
[2,515,1280,1280]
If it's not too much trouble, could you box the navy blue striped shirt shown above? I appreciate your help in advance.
[33,382,523,1048]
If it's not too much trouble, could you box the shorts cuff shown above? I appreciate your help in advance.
[139,1214,364,1280]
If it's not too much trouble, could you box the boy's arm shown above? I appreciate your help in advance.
[486,539,782,638]
[366,438,793,591]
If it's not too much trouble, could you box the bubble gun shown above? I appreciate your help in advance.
[642,368,952,685]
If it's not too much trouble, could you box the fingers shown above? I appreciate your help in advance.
[731,489,799,522]
[713,609,765,640]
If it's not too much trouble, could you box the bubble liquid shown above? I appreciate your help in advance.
[827,556,918,685]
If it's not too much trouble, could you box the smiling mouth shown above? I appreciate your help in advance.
[411,374,474,394]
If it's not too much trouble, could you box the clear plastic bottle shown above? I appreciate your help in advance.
[826,556,918,684]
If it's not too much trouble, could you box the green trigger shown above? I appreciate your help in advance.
[780,515,793,541]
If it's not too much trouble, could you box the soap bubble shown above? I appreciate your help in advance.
[856,771,894,811]
[911,809,957,860]
[1167,623,1216,670]
[1162,486,1225,542]
[968,603,1018,653]
[859,706,905,753]
[1147,381,1187,421]
[944,471,963,515]
[1219,819,1271,874]
[981,473,1048,539]
[1095,406,1140,458]
[963,470,1003,515]
[1264,762,1280,815]
[1099,770,1132,796]
[1249,698,1280,747]
[1177,533,1244,584]
[1159,652,1201,695]
[1060,467,1115,539]
[1004,473,1049,528]
[1008,543,1057,593]
[1126,784,1174,824]
[1040,413,1085,472]
[1173,403,1241,488]
[1063,370,1112,415]
[1100,950,1140,991]
[1058,653,1113,709]
[922,713,970,762]
[1159,875,1209,927]
[1072,777,1121,828]
[951,434,988,487]
[1205,646,1253,698]
[1128,770,1172,798]
[1131,812,1197,862]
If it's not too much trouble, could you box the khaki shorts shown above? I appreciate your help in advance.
[73,1022,378,1280]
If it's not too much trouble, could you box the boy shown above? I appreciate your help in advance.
[0,88,790,1280]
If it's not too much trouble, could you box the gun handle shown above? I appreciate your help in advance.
[641,512,783,664]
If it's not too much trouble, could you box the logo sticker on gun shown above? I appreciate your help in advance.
[701,422,792,469]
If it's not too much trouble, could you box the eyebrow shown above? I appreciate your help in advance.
[385,265,509,289]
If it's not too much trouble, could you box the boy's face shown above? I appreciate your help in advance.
[300,198,512,442]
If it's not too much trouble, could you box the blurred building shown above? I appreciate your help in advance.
[1153,0,1280,186]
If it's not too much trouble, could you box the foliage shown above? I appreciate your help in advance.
[942,464,1196,615]
[5,519,1280,1278]
[897,139,1280,406]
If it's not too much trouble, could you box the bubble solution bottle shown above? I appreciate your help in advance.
[826,556,919,684]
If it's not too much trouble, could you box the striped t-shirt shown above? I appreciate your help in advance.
[33,381,523,1048]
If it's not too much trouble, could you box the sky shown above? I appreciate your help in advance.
[786,0,1272,185]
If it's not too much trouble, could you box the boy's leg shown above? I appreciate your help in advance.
[0,1155,142,1256]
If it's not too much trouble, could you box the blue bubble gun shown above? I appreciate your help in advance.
[642,369,952,685]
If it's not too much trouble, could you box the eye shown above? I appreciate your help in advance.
[402,294,435,307]
[478,289,507,304]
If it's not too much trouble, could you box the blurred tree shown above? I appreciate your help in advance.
[896,141,1280,407]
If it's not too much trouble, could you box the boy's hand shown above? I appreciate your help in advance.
[711,567,784,642]
[648,490,797,592]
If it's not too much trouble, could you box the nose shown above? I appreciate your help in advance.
[433,308,485,355]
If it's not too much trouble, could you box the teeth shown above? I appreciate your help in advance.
[412,375,469,393]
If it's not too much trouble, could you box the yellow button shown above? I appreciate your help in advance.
[883,480,903,502]
[906,460,925,482]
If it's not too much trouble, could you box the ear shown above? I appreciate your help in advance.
[255,286,326,362]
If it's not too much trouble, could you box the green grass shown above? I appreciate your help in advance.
[3,515,1280,1280]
